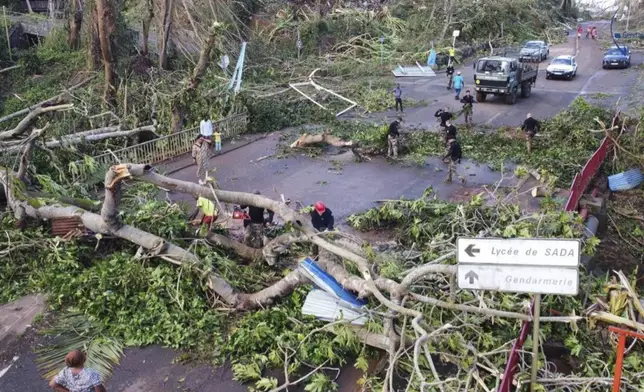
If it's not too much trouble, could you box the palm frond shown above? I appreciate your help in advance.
[36,312,124,382]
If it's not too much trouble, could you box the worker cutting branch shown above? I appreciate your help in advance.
[188,195,218,233]
[239,190,274,248]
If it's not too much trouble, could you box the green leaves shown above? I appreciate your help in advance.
[36,313,124,381]
[232,362,263,383]
[304,373,337,392]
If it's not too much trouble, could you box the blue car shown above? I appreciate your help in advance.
[603,46,631,69]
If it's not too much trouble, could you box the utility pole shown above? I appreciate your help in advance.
[2,6,11,62]
[530,294,542,392]
[297,28,302,60]
[625,1,631,31]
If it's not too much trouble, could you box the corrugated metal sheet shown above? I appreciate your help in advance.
[302,289,369,325]
[51,217,85,237]
[608,169,643,191]
[299,258,367,309]
[392,64,437,77]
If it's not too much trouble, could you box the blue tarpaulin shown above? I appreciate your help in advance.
[428,49,437,66]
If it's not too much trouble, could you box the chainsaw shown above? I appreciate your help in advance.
[232,207,250,220]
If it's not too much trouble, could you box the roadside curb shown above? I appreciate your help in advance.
[162,134,268,176]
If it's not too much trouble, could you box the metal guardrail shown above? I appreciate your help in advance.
[84,113,248,169]
[564,136,612,212]
[500,134,614,392]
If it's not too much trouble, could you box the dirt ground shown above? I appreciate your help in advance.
[592,189,644,278]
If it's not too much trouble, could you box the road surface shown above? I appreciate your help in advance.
[345,21,642,130]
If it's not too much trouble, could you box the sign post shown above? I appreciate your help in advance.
[379,36,385,65]
[448,30,460,67]
[530,294,541,392]
[457,237,581,391]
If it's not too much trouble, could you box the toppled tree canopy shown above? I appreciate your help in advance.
[2,122,643,390]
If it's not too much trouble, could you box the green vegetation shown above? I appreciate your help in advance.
[274,97,612,187]
[2,1,644,391]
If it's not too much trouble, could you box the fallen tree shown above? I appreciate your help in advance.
[4,128,643,390]
[0,124,158,153]
[0,104,74,141]
[0,76,96,125]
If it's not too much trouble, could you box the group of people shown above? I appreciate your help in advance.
[576,25,597,40]
[389,76,541,183]
[189,188,336,248]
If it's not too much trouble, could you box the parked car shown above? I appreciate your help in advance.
[603,46,631,69]
[546,55,578,80]
[520,41,549,61]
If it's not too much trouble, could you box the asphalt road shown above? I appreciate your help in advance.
[350,21,643,130]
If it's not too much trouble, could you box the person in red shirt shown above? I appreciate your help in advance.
[577,26,583,39]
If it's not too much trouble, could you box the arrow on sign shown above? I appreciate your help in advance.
[464,270,479,284]
[465,244,480,257]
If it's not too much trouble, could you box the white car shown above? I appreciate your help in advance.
[545,55,578,80]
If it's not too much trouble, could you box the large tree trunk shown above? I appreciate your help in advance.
[0,124,157,154]
[170,22,221,133]
[68,0,83,50]
[159,0,175,70]
[0,104,74,141]
[95,0,117,107]
[88,4,102,70]
[142,0,154,56]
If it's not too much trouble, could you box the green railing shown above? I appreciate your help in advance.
[84,113,248,169]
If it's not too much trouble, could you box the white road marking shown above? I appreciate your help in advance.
[485,112,502,125]
[579,70,603,95]
[532,88,612,95]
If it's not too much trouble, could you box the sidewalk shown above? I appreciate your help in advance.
[158,133,268,175]
[0,295,46,352]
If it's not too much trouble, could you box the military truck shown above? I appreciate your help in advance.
[473,56,539,105]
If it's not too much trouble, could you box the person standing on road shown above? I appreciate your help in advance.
[460,90,475,125]
[446,64,455,90]
[591,26,597,40]
[577,26,582,39]
[387,116,402,158]
[443,137,463,184]
[195,118,213,185]
[521,113,540,155]
[214,126,222,153]
[453,71,464,100]
[49,350,107,392]
[393,83,403,113]
[435,107,453,130]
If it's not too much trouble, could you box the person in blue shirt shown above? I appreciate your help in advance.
[453,71,464,100]
[392,84,403,113]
